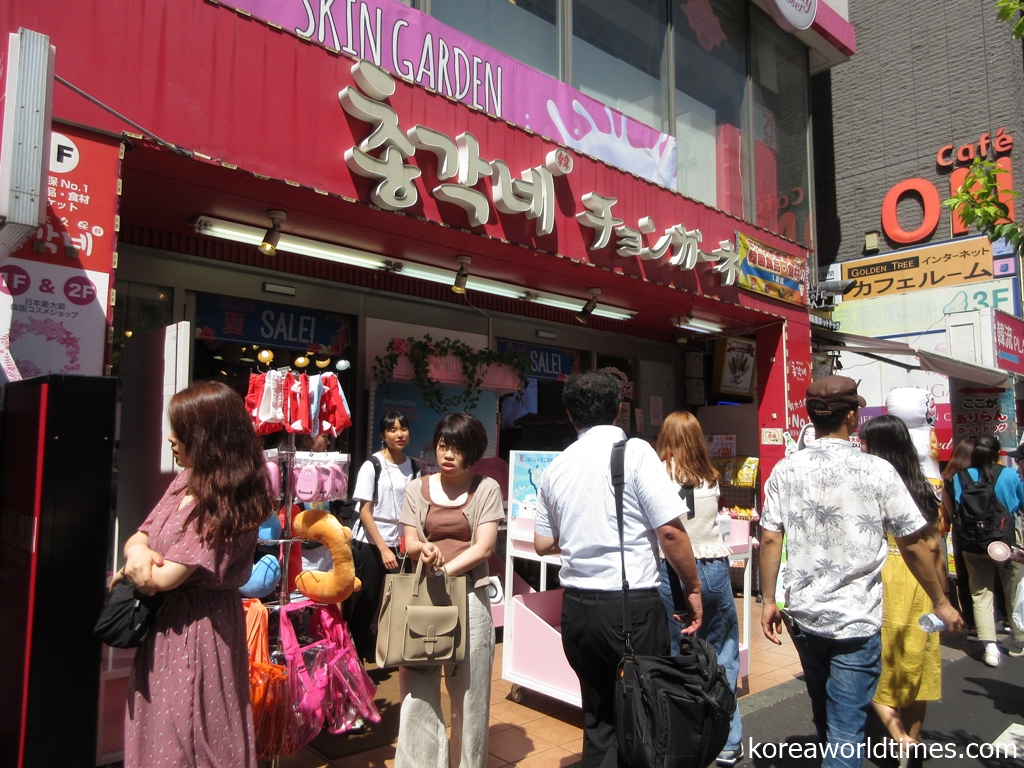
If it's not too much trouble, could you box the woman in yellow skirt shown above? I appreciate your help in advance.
[860,416,947,757]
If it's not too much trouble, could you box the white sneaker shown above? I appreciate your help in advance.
[983,643,1001,667]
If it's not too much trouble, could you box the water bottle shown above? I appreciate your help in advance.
[918,613,947,632]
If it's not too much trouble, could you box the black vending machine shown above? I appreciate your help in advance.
[0,375,116,768]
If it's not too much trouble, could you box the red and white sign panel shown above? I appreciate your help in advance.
[2,124,120,376]
[993,309,1024,377]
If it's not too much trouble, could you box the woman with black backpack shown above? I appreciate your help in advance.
[346,411,420,661]
[949,434,1024,667]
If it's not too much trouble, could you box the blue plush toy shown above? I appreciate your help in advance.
[240,516,283,598]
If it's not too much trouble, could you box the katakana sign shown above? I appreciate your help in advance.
[841,235,994,302]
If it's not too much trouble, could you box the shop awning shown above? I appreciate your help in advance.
[813,329,1012,388]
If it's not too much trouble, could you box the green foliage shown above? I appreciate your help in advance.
[942,157,1022,255]
[372,334,529,414]
[995,0,1024,39]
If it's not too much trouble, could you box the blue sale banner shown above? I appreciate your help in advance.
[496,340,580,381]
[194,292,351,354]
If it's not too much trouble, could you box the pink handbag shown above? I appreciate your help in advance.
[311,603,381,733]
[278,601,380,740]
[278,601,330,749]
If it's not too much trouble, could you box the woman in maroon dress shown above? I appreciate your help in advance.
[113,381,272,767]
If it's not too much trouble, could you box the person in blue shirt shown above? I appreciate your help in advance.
[950,434,1024,666]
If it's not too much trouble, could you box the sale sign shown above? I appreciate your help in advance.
[1,124,120,376]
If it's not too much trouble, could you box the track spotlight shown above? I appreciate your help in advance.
[575,288,601,325]
[452,255,471,294]
[259,210,287,256]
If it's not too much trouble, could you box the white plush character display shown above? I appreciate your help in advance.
[885,387,941,483]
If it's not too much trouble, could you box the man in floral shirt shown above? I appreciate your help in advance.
[760,376,962,768]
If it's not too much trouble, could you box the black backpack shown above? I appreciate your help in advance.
[953,466,1016,554]
[368,454,419,503]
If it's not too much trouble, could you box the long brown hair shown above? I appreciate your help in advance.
[656,411,720,487]
[941,437,975,481]
[168,381,273,545]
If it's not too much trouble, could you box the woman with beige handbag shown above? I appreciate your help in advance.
[394,412,505,768]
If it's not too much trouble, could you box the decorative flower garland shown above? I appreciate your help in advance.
[373,334,529,413]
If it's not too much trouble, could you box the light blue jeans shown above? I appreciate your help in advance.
[789,625,882,768]
[659,557,742,751]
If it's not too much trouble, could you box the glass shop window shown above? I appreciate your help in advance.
[673,0,747,214]
[110,282,174,379]
[431,0,559,79]
[750,8,811,246]
[572,0,670,133]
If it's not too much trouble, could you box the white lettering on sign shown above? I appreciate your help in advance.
[261,310,318,344]
[530,350,562,376]
[300,0,503,115]
[341,60,559,234]
[339,60,747,288]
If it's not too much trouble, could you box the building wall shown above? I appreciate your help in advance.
[814,0,1024,269]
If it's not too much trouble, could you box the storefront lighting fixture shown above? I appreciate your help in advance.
[574,288,601,325]
[536,330,557,340]
[262,282,296,296]
[864,230,880,253]
[259,210,287,256]
[452,256,471,294]
[193,215,634,321]
[673,315,724,334]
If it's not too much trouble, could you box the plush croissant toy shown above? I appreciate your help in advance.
[291,509,361,603]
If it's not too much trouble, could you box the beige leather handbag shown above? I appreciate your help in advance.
[375,557,468,668]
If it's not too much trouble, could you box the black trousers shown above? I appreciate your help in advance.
[561,587,669,768]
[343,539,399,661]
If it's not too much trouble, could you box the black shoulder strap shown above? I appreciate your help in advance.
[370,454,382,504]
[610,439,633,656]
[678,484,696,519]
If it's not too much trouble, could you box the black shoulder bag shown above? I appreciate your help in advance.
[94,580,166,648]
[610,439,735,768]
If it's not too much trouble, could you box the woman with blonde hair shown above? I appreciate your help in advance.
[656,410,742,768]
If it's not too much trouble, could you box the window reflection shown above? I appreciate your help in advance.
[674,0,747,214]
[432,0,559,79]
[572,0,669,132]
[751,8,811,246]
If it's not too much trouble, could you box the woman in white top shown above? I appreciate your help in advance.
[346,411,419,661]
[656,410,743,768]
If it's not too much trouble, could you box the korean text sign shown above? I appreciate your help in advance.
[1,125,120,377]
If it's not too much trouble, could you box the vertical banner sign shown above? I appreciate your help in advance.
[0,125,120,376]
[949,378,1016,450]
[785,321,813,434]
[736,232,807,306]
[992,309,1024,376]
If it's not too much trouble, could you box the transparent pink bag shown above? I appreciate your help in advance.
[311,602,381,733]
[278,601,330,749]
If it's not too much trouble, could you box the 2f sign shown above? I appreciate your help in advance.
[50,133,79,173]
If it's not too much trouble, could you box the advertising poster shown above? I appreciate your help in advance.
[736,232,807,306]
[224,0,677,188]
[496,340,581,382]
[949,378,1016,450]
[2,125,121,376]
[370,381,498,471]
[508,450,561,525]
[195,292,352,354]
[714,337,756,396]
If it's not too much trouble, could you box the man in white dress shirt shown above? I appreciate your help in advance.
[534,371,703,768]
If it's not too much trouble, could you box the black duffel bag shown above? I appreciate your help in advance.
[615,636,735,768]
[610,440,736,768]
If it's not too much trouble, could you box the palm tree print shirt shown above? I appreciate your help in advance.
[762,438,926,638]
